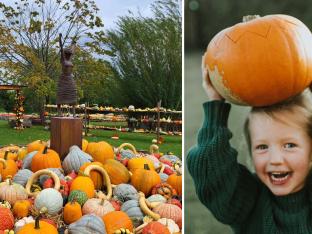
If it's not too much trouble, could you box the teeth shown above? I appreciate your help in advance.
[269,172,290,181]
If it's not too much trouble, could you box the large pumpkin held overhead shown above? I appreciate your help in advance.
[204,14,312,106]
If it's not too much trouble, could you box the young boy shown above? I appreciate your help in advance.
[187,58,312,233]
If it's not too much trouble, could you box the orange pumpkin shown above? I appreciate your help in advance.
[86,141,114,164]
[82,139,88,152]
[0,150,17,161]
[167,173,182,196]
[63,200,82,224]
[0,158,18,180]
[13,200,31,218]
[17,216,58,233]
[80,162,104,190]
[204,14,312,106]
[131,164,161,195]
[31,147,61,172]
[102,211,133,234]
[103,159,130,185]
[127,157,155,173]
[142,221,171,234]
[27,140,46,153]
[70,176,95,198]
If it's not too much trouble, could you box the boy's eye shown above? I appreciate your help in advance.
[255,144,268,150]
[284,143,297,149]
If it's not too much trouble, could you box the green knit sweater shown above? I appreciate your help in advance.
[187,100,312,234]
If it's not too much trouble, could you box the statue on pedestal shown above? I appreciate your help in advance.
[56,33,77,116]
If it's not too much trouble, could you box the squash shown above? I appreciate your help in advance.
[0,207,14,230]
[0,150,17,161]
[17,216,58,234]
[131,164,161,196]
[151,183,177,199]
[113,184,138,202]
[117,143,138,160]
[68,214,106,234]
[38,168,65,186]
[153,203,182,228]
[82,139,88,152]
[79,162,104,190]
[103,159,131,185]
[102,211,133,234]
[82,198,115,217]
[204,14,312,106]
[142,221,170,234]
[14,216,35,233]
[167,173,182,196]
[31,147,61,172]
[17,147,28,160]
[121,199,144,227]
[157,218,180,233]
[0,178,28,205]
[86,141,114,164]
[70,175,95,199]
[63,200,82,224]
[27,140,46,153]
[34,188,63,215]
[12,200,31,218]
[68,190,88,206]
[13,169,33,187]
[22,151,38,170]
[62,145,92,174]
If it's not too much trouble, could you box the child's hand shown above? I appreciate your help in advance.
[202,54,224,101]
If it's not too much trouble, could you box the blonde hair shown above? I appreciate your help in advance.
[244,89,312,153]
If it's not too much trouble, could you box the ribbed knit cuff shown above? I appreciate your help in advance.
[202,100,231,128]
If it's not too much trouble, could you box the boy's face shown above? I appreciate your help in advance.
[249,111,312,196]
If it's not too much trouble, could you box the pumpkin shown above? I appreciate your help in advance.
[121,199,144,227]
[127,158,155,173]
[103,159,131,185]
[117,143,138,160]
[131,164,161,196]
[70,175,95,199]
[153,203,182,227]
[62,145,92,174]
[157,218,180,233]
[82,198,115,217]
[0,150,17,161]
[27,140,46,153]
[68,214,106,234]
[22,151,38,169]
[68,190,88,206]
[12,200,31,218]
[142,221,170,234]
[83,164,112,200]
[13,169,33,187]
[31,147,61,172]
[34,188,63,215]
[14,216,35,233]
[82,139,88,152]
[0,207,14,230]
[86,141,114,164]
[167,198,182,209]
[167,173,182,196]
[63,200,82,224]
[102,211,133,234]
[17,216,58,234]
[138,192,160,221]
[79,162,104,190]
[204,14,312,106]
[147,194,167,208]
[17,147,28,160]
[0,178,28,205]
[113,184,138,202]
[0,158,18,180]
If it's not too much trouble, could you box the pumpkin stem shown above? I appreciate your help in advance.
[144,164,150,170]
[4,151,8,160]
[242,15,260,22]
[34,216,41,229]
[42,146,48,154]
[100,198,105,205]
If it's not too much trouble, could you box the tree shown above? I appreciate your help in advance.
[106,0,182,109]
[0,0,109,112]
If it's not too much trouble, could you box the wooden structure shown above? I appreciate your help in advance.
[50,117,82,160]
[0,84,27,130]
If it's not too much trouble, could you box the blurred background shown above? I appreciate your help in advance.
[184,0,312,233]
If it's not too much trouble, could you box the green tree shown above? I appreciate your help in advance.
[106,0,182,109]
[0,0,109,112]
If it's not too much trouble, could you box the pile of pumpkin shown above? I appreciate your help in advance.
[0,140,182,234]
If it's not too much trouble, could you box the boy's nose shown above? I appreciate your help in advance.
[269,149,284,165]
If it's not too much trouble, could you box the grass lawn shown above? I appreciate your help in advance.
[0,120,182,156]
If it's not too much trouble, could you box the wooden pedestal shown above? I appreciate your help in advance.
[50,117,82,160]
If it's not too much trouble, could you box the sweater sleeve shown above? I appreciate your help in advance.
[186,100,260,225]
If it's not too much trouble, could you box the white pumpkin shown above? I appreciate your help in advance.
[0,179,28,205]
[34,188,63,215]
[14,216,35,232]
[82,198,115,217]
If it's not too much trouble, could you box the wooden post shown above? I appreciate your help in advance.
[50,117,82,160]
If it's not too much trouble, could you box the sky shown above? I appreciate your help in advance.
[0,0,157,30]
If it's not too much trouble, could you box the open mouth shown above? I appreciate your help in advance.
[268,172,292,185]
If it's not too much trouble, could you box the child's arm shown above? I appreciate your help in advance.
[186,57,260,225]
